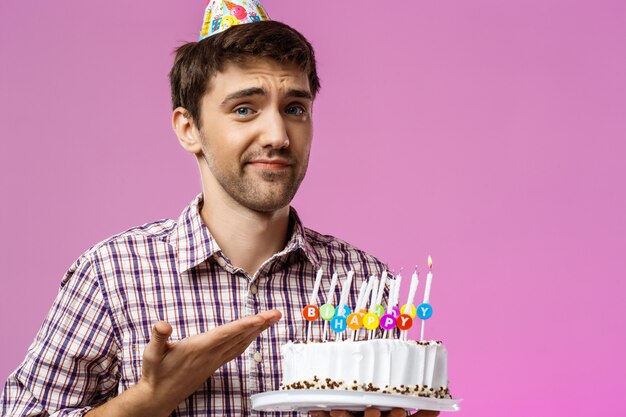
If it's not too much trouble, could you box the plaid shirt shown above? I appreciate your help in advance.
[2,194,387,417]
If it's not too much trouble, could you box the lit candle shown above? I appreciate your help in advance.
[423,256,433,304]
[420,256,434,341]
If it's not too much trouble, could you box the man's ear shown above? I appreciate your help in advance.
[172,107,203,154]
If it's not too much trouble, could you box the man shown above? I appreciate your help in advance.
[1,2,438,416]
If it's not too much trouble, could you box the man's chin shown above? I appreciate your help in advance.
[239,186,298,213]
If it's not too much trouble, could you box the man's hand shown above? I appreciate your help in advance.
[310,407,440,417]
[86,310,282,417]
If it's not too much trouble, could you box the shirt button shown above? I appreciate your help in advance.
[216,257,227,268]
[249,283,258,295]
[253,352,262,363]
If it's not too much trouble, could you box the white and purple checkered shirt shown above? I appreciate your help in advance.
[2,194,388,417]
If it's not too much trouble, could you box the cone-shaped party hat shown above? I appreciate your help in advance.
[199,0,271,40]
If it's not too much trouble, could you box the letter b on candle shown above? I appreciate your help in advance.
[302,305,319,321]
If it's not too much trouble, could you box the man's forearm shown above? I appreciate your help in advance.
[85,381,176,417]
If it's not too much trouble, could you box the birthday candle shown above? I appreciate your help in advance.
[326,272,339,303]
[321,272,339,342]
[309,268,323,305]
[354,280,369,314]
[336,270,354,315]
[382,278,398,339]
[400,269,419,340]
[368,276,379,312]
[375,271,388,311]
[392,273,402,314]
[306,268,324,342]
[351,275,374,341]
[335,270,354,340]
[423,256,433,304]
[349,280,369,340]
[405,268,419,313]
[420,256,434,341]
[385,278,397,314]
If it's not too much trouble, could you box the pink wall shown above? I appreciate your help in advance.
[1,1,625,415]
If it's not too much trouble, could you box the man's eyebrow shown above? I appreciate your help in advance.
[221,87,266,105]
[286,89,313,100]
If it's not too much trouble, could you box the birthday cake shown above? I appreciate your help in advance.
[278,259,452,400]
[280,339,451,398]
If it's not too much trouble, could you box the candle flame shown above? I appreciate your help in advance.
[428,255,433,270]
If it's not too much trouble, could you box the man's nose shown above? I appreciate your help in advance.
[258,110,289,148]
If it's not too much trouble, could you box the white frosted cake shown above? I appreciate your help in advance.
[280,339,451,399]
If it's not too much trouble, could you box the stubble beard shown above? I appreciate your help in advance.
[201,143,309,213]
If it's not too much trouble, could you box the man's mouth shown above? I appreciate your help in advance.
[247,159,292,171]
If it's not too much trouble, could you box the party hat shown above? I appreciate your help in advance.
[199,0,271,40]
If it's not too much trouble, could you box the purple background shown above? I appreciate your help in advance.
[1,1,625,415]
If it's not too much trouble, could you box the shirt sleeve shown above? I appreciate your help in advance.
[1,255,120,417]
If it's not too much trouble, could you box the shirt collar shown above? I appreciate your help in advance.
[171,193,321,274]
[170,193,220,274]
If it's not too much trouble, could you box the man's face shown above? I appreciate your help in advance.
[197,58,313,213]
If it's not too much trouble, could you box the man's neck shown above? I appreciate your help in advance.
[199,187,291,277]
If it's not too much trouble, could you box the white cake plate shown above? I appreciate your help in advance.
[251,390,461,413]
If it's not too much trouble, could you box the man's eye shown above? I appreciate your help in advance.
[286,106,306,116]
[235,107,254,116]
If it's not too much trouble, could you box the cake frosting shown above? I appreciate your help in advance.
[280,339,451,399]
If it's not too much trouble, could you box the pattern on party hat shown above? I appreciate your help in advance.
[199,0,271,40]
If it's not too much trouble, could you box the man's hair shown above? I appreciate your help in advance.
[169,20,320,128]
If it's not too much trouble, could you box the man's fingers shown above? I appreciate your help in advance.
[144,321,173,361]
[364,407,382,417]
[410,411,439,417]
[309,411,330,417]
[202,310,282,345]
[329,411,354,417]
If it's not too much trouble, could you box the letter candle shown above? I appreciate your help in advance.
[401,268,419,341]
[382,277,398,339]
[375,271,388,315]
[364,276,380,339]
[370,271,388,338]
[348,280,369,340]
[420,256,434,341]
[306,268,324,342]
[352,276,375,341]
[321,272,339,342]
[335,270,354,341]
[385,272,402,338]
